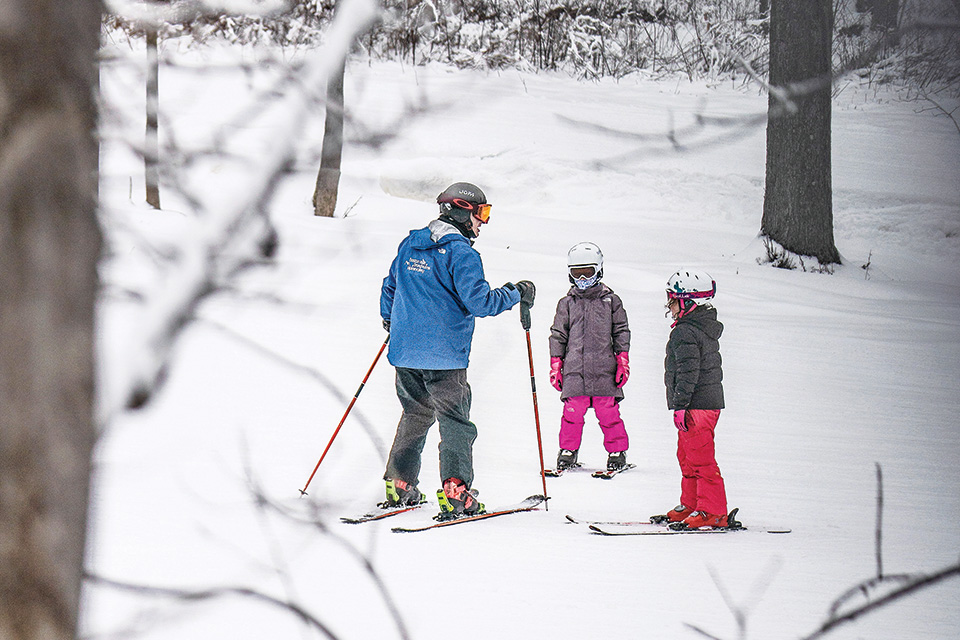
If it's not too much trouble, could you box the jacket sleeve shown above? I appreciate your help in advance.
[449,245,520,317]
[610,294,630,354]
[670,325,702,408]
[548,297,569,358]
[380,253,399,322]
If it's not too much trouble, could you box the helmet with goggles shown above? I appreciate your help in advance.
[666,270,716,304]
[437,182,491,227]
[567,242,604,289]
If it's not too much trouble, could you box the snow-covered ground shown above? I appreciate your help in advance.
[86,39,960,640]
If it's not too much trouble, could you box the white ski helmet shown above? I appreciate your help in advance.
[567,242,603,289]
[666,269,716,304]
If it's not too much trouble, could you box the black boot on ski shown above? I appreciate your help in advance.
[606,451,627,471]
[556,449,579,470]
[435,478,485,520]
[382,478,426,508]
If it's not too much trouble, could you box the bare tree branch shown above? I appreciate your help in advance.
[101,0,380,420]
[202,317,388,463]
[83,573,344,639]
[801,563,960,640]
[104,0,291,26]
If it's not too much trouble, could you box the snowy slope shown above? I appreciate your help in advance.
[87,45,960,640]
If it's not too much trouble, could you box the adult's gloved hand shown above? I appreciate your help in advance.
[382,318,391,333]
[506,281,536,329]
[615,352,630,388]
[673,409,688,432]
[515,280,536,307]
[549,357,563,391]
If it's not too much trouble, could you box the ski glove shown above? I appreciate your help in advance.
[382,318,391,333]
[673,410,688,432]
[549,357,563,392]
[505,281,536,329]
[615,352,630,387]
[515,280,536,307]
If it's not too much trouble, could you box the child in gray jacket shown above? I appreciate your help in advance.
[548,242,632,472]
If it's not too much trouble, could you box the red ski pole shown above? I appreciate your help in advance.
[300,334,389,497]
[521,303,550,509]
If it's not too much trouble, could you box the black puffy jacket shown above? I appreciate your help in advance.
[664,305,724,410]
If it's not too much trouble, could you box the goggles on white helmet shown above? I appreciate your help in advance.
[567,242,603,290]
[666,270,716,303]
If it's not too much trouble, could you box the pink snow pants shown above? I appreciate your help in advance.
[677,409,727,516]
[559,396,629,453]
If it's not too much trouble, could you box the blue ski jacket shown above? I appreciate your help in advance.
[380,220,520,370]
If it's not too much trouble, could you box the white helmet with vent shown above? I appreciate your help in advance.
[666,269,716,303]
[567,242,604,289]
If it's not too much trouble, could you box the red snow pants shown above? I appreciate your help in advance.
[677,409,727,516]
[559,396,629,453]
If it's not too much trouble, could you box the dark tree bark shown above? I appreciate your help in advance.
[312,57,346,217]
[0,1,103,639]
[870,0,899,30]
[761,0,840,264]
[146,24,162,209]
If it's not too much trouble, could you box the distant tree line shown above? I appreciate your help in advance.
[105,0,959,92]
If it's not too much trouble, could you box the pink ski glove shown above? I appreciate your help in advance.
[673,409,688,432]
[549,357,563,391]
[615,352,630,388]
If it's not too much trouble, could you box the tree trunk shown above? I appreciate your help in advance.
[0,2,103,639]
[761,0,840,264]
[872,0,899,31]
[312,57,346,217]
[146,24,162,209]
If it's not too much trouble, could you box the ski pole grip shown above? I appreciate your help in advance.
[520,302,531,330]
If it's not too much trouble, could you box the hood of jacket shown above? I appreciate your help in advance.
[677,304,723,340]
[410,218,472,247]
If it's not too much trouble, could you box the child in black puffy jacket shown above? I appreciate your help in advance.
[660,269,732,530]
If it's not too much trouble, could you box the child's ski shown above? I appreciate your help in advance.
[340,502,426,524]
[565,514,655,526]
[588,524,791,535]
[391,495,546,533]
[591,463,636,479]
[585,509,791,535]
[543,463,582,477]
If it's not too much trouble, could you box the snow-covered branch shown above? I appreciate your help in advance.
[101,0,380,421]
[104,0,291,26]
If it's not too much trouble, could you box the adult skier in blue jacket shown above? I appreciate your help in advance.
[380,182,535,519]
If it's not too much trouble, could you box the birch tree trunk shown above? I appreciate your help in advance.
[0,1,103,639]
[312,56,346,217]
[146,24,162,209]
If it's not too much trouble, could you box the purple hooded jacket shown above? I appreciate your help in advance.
[548,283,631,400]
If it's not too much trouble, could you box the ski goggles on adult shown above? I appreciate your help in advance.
[441,197,492,223]
[569,265,598,280]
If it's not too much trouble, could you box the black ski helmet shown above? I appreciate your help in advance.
[437,182,487,226]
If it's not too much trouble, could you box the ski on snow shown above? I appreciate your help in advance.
[571,508,792,535]
[565,514,654,526]
[391,495,547,533]
[340,502,427,524]
[588,523,791,535]
[544,463,635,479]
[590,464,636,479]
